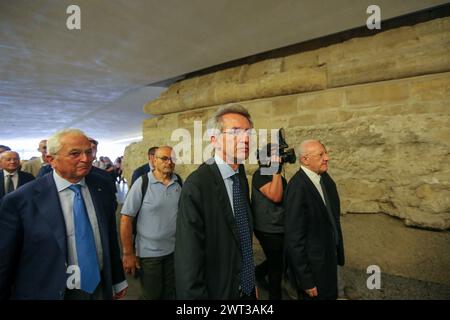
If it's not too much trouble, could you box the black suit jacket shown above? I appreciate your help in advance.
[0,170,35,201]
[175,160,253,299]
[285,169,345,300]
[0,173,125,299]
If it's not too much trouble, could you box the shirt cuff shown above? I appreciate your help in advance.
[113,280,128,294]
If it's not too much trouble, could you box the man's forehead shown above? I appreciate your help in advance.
[156,147,173,156]
[221,113,251,126]
[1,152,19,159]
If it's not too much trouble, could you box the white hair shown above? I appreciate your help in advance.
[47,128,87,156]
[0,150,19,161]
[299,139,324,156]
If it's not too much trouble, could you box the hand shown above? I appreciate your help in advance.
[305,286,318,298]
[122,253,140,276]
[113,287,127,300]
[269,154,283,174]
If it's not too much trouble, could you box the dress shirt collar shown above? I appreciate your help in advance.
[2,169,17,177]
[53,170,87,192]
[301,165,322,184]
[214,154,239,180]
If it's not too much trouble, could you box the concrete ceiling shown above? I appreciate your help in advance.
[0,0,447,154]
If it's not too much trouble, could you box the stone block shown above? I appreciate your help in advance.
[283,50,319,70]
[272,95,298,115]
[345,81,409,107]
[410,73,450,102]
[298,89,344,111]
[213,65,245,83]
[242,58,283,81]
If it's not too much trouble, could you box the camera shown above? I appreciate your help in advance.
[257,128,296,166]
[278,128,296,164]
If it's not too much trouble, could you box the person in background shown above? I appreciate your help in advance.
[130,146,158,186]
[0,145,12,170]
[251,143,287,300]
[21,139,48,177]
[120,146,180,299]
[0,151,34,202]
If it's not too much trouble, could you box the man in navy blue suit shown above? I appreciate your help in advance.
[0,151,35,202]
[0,129,127,300]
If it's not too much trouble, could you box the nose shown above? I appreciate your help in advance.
[80,151,92,162]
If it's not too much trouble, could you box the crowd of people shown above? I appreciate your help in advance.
[0,103,350,300]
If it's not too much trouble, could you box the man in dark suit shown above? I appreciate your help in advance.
[130,146,158,186]
[175,104,256,299]
[0,151,35,201]
[285,139,345,300]
[0,129,127,300]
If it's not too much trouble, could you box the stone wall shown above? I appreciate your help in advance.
[124,17,450,230]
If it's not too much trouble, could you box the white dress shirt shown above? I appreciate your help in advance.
[214,154,240,216]
[2,169,18,191]
[53,171,127,294]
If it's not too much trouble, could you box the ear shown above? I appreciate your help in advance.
[46,154,55,166]
[210,134,218,148]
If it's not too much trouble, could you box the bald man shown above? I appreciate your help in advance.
[21,139,48,177]
[0,151,34,201]
[285,139,345,300]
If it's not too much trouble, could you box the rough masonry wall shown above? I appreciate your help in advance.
[124,17,450,230]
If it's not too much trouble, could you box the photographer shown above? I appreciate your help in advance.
[251,143,287,300]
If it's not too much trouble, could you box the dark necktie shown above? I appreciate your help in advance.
[230,173,255,295]
[68,184,101,294]
[320,176,339,245]
[6,174,14,193]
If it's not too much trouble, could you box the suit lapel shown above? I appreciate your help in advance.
[0,171,4,198]
[17,171,23,188]
[85,175,108,259]
[207,161,240,245]
[299,169,334,225]
[34,174,67,259]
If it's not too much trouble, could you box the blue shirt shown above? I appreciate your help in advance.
[214,154,240,215]
[121,171,181,257]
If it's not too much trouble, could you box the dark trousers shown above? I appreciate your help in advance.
[139,253,175,300]
[240,288,257,300]
[65,282,104,300]
[254,230,284,300]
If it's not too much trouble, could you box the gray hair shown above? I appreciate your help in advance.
[0,150,19,161]
[206,103,253,137]
[47,128,87,156]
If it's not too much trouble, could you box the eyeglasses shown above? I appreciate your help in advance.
[58,149,94,159]
[156,156,175,163]
[221,128,252,136]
